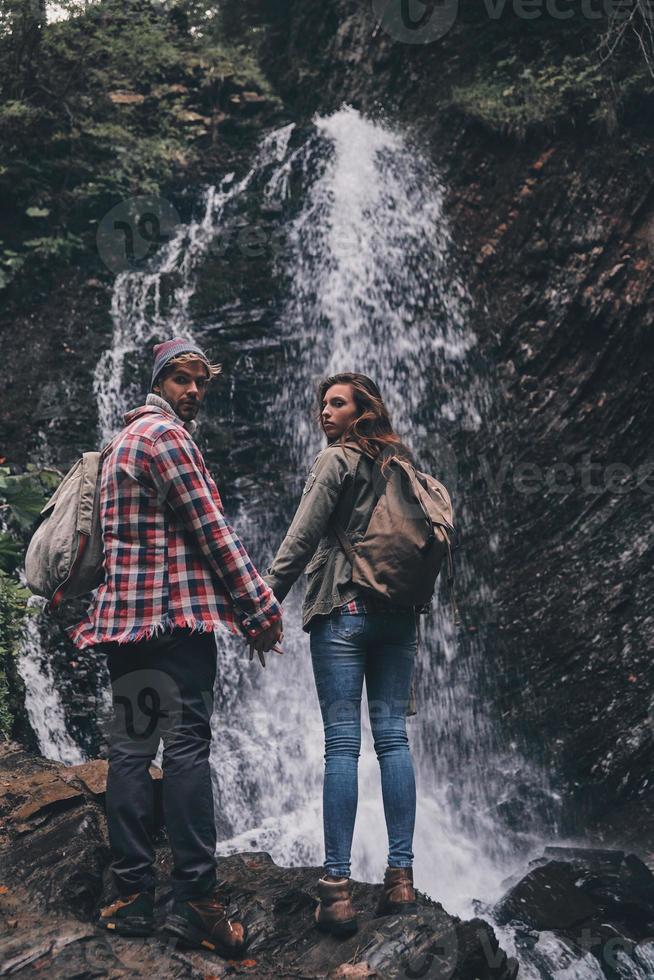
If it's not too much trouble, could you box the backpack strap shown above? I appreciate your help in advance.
[328,443,390,561]
[100,434,120,460]
[327,441,369,555]
[330,518,357,565]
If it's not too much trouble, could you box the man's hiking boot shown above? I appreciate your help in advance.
[162,887,248,957]
[97,890,155,936]
[314,876,358,937]
[375,866,417,916]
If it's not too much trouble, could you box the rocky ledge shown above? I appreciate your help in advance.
[3,742,654,978]
[0,743,517,979]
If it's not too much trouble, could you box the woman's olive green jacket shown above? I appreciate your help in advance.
[265,443,378,631]
[265,441,419,716]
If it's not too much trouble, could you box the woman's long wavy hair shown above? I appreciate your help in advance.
[316,372,411,471]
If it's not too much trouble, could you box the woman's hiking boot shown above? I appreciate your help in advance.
[314,876,358,937]
[97,890,155,936]
[162,887,248,957]
[375,867,417,916]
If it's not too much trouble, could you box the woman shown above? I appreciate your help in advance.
[265,372,419,937]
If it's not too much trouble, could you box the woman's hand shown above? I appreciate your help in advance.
[247,619,284,668]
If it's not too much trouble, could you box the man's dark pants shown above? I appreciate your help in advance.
[100,627,218,901]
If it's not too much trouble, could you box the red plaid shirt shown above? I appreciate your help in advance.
[337,597,367,615]
[67,396,281,649]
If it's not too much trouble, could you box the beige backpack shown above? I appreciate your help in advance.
[331,454,458,618]
[25,442,115,611]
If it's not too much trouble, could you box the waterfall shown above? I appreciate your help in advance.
[93,123,296,443]
[19,105,652,978]
[210,106,559,916]
[18,600,85,765]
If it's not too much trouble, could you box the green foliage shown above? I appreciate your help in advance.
[0,0,278,293]
[0,570,33,740]
[24,233,84,260]
[0,99,39,124]
[0,248,26,291]
[0,533,23,574]
[0,465,60,532]
[447,49,654,138]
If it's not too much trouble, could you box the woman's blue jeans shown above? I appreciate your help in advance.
[309,610,417,878]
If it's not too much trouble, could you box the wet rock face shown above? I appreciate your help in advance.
[2,270,112,472]
[445,133,654,829]
[453,135,654,818]
[493,846,654,976]
[0,744,518,980]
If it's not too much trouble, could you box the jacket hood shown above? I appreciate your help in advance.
[123,392,198,435]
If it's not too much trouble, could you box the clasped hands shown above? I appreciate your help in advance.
[247,618,284,668]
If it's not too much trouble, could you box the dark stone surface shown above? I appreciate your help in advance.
[496,860,601,931]
[494,847,654,976]
[0,744,518,979]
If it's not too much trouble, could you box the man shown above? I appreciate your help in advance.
[67,337,283,956]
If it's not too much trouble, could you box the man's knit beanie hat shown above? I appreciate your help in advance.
[151,338,210,390]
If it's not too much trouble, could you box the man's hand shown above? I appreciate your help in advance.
[248,619,284,668]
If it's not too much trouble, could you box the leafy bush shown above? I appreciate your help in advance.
[0,0,278,293]
[0,465,61,534]
[447,49,654,137]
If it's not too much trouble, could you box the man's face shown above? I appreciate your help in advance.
[154,359,210,422]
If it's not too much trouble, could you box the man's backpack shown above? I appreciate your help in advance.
[331,454,458,618]
[25,442,115,611]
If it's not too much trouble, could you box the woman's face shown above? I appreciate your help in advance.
[321,383,360,441]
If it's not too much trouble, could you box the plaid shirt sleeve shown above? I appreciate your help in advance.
[148,426,281,639]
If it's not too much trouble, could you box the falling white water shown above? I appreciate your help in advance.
[213,105,549,918]
[495,924,654,980]
[18,601,85,765]
[211,108,609,979]
[18,107,648,979]
[94,123,296,443]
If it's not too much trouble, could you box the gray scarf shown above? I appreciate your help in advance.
[145,392,198,436]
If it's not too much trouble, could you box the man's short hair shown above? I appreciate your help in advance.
[155,352,222,389]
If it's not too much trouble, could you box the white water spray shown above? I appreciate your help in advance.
[18,106,648,979]
[18,601,85,765]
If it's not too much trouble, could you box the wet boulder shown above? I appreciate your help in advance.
[494,846,654,978]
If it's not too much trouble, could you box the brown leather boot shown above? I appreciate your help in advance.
[314,876,358,937]
[375,866,417,916]
[163,887,248,957]
[97,890,154,936]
